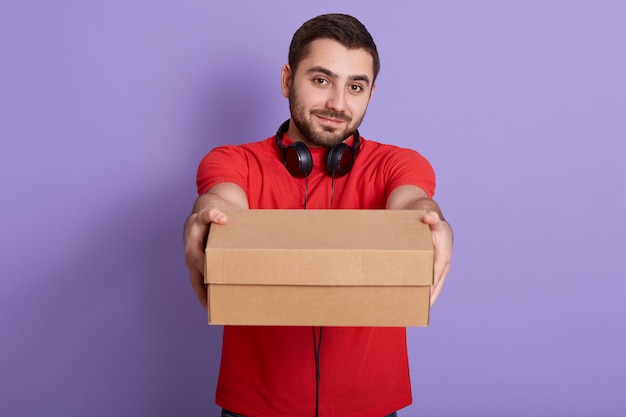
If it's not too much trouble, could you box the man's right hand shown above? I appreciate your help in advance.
[183,208,228,309]
[183,182,249,310]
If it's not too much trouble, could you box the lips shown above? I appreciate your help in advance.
[317,117,344,126]
[312,110,351,124]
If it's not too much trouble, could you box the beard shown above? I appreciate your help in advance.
[289,86,366,148]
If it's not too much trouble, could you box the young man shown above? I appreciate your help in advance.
[183,13,453,417]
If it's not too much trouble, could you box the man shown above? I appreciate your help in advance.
[184,13,453,417]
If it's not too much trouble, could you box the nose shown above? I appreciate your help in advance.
[326,85,346,113]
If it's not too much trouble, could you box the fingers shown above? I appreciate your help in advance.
[430,262,450,306]
[198,207,228,225]
[189,268,208,310]
[421,211,449,233]
[422,210,452,306]
[421,210,440,225]
[185,207,228,248]
[430,240,450,306]
[184,208,229,311]
[191,208,228,268]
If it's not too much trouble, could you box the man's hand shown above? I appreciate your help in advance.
[183,208,228,309]
[421,211,453,306]
[183,183,249,310]
[387,185,453,306]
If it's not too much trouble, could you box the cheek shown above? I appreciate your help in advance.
[301,93,328,111]
[348,97,370,116]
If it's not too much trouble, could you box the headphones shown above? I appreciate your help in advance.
[275,120,361,178]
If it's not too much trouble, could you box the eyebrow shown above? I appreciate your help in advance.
[307,66,371,87]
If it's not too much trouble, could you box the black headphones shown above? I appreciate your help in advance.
[275,120,361,178]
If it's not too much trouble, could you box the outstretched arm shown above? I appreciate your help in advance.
[183,182,248,309]
[387,185,453,306]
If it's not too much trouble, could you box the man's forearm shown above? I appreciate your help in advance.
[192,183,249,213]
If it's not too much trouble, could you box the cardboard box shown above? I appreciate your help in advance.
[205,209,434,327]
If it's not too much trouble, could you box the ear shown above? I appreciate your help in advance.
[281,64,292,99]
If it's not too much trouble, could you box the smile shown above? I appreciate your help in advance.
[314,113,351,126]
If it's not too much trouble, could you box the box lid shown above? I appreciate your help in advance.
[205,209,434,287]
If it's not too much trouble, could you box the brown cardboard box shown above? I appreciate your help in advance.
[204,209,434,327]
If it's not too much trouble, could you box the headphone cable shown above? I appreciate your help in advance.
[313,326,323,417]
[330,174,335,209]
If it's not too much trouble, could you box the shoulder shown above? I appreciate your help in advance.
[208,137,275,155]
[196,137,278,194]
[201,137,277,162]
[357,137,436,197]
[359,137,432,165]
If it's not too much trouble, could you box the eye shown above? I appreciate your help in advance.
[314,77,328,85]
[349,84,364,93]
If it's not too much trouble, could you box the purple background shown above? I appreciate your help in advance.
[1,1,625,416]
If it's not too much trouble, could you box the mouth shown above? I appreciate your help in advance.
[317,116,344,126]
[313,112,351,127]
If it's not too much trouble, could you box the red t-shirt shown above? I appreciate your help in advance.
[196,133,436,417]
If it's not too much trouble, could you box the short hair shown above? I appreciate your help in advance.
[288,14,380,82]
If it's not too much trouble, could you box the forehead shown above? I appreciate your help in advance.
[297,38,375,81]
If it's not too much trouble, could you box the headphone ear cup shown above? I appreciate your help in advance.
[283,142,313,178]
[326,143,355,177]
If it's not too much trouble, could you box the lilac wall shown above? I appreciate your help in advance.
[1,1,625,416]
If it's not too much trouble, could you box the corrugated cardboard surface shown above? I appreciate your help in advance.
[205,209,434,326]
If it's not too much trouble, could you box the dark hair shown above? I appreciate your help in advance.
[288,14,380,82]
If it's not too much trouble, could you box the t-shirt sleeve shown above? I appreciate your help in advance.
[196,145,249,195]
[384,147,436,199]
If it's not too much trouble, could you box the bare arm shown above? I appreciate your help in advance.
[183,182,248,309]
[387,185,453,306]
